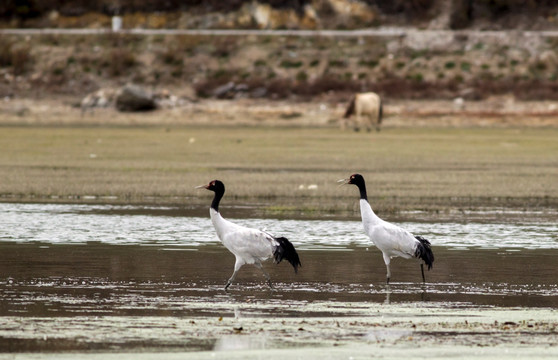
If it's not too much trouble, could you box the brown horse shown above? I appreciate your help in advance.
[342,92,383,132]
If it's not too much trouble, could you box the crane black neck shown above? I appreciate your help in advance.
[211,189,224,212]
[356,183,368,201]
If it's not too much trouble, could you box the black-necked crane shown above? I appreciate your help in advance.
[197,180,301,290]
[340,174,434,284]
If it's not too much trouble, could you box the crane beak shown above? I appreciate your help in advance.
[337,178,350,186]
[195,184,208,190]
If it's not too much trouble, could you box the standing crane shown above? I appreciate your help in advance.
[340,174,434,283]
[197,180,301,290]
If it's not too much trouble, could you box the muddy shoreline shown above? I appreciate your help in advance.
[1,101,557,358]
[1,203,557,358]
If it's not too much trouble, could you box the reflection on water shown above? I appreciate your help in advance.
[2,203,557,249]
[1,202,557,352]
[1,243,557,313]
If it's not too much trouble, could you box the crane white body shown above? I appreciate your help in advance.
[210,208,277,269]
[360,199,422,280]
[342,174,434,283]
[199,180,300,290]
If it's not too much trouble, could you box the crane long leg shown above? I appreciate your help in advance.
[421,264,425,283]
[383,254,391,284]
[225,258,245,290]
[254,262,272,289]
[225,270,238,290]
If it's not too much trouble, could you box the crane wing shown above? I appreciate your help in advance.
[221,226,275,263]
[372,222,417,258]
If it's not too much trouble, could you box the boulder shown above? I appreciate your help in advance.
[115,84,157,112]
[80,88,118,113]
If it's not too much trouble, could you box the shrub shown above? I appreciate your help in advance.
[11,45,33,75]
[266,78,293,99]
[296,71,308,82]
[211,37,237,58]
[359,59,379,68]
[328,59,346,68]
[280,60,303,68]
[161,45,183,66]
[0,39,33,75]
[254,59,267,67]
[407,73,423,82]
[107,49,136,77]
[0,39,13,67]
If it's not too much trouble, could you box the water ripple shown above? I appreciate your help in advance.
[1,203,556,249]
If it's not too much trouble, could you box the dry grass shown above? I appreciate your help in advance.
[0,126,557,216]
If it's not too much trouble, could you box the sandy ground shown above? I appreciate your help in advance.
[2,96,558,127]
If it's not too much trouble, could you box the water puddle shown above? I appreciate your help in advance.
[1,202,557,353]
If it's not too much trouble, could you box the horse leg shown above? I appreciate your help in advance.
[366,114,373,132]
[376,102,383,132]
[340,117,348,130]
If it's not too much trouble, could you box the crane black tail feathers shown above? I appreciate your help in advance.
[414,235,434,270]
[273,237,301,273]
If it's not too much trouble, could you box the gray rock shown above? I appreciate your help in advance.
[213,82,236,99]
[116,84,157,112]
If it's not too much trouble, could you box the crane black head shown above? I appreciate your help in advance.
[197,180,225,211]
[347,173,365,187]
[203,180,225,193]
[342,173,368,200]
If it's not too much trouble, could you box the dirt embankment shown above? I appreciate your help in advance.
[3,29,558,118]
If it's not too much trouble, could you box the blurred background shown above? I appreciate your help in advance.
[2,0,558,112]
[1,3,558,354]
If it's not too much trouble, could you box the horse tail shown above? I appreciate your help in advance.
[344,95,356,118]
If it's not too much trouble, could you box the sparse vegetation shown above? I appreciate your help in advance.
[0,38,33,75]
[328,59,346,68]
[295,70,308,82]
[280,60,303,68]
[1,127,556,214]
[359,59,379,68]
[1,27,558,100]
[106,48,136,77]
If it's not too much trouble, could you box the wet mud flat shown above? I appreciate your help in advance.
[1,203,557,358]
[1,242,558,358]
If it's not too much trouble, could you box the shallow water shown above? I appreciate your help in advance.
[2,203,558,249]
[1,203,557,352]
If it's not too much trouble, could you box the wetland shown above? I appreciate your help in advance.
[0,124,557,358]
